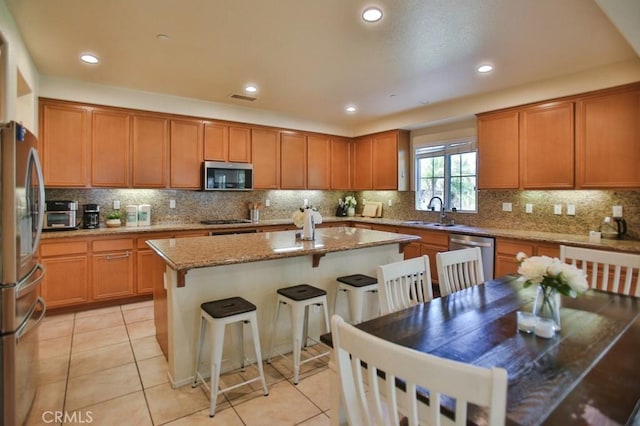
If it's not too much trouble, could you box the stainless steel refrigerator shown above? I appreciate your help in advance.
[0,121,46,426]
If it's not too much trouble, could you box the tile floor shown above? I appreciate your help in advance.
[28,300,332,425]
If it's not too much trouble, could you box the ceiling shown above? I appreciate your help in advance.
[5,0,639,131]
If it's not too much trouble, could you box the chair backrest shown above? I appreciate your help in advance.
[331,315,508,426]
[436,247,484,296]
[376,256,433,315]
[560,245,640,297]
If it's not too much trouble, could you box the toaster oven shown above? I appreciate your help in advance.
[44,200,78,230]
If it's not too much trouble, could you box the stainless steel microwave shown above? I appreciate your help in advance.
[202,161,253,191]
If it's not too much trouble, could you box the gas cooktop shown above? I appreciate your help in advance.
[200,219,252,225]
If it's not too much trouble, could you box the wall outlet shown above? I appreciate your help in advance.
[113,200,120,209]
[612,205,623,217]
[169,199,176,209]
[525,203,533,214]
[265,199,270,207]
[554,204,562,215]
[388,199,393,207]
[567,204,576,216]
[502,202,512,212]
[303,199,308,207]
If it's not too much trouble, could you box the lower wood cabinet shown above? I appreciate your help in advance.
[397,227,449,287]
[40,240,90,308]
[495,238,559,277]
[91,239,135,300]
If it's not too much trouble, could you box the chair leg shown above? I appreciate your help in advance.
[290,302,306,385]
[321,300,330,334]
[249,316,269,396]
[302,305,310,350]
[209,321,226,417]
[192,315,207,387]
[238,320,246,371]
[348,288,365,324]
[267,299,282,364]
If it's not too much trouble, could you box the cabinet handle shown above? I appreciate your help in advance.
[106,251,130,261]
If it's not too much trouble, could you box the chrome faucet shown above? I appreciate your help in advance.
[427,196,446,224]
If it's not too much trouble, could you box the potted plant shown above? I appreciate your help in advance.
[106,211,122,228]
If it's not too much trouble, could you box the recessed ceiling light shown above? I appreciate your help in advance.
[477,64,494,73]
[80,53,99,64]
[245,85,258,93]
[362,7,383,22]
[345,105,357,113]
[156,34,170,41]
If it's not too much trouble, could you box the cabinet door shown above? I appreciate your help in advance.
[520,101,574,189]
[372,132,398,189]
[280,132,307,189]
[92,251,134,300]
[91,109,131,187]
[170,119,203,189]
[203,122,228,161]
[252,128,280,189]
[136,250,155,294]
[39,101,90,187]
[132,115,168,188]
[41,256,89,308]
[307,135,331,189]
[477,110,519,189]
[228,126,251,163]
[352,136,373,190]
[576,85,640,188]
[330,138,351,189]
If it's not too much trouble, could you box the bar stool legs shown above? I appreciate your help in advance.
[334,274,379,324]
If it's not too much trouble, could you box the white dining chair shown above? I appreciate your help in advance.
[436,247,484,296]
[331,315,508,426]
[560,245,640,297]
[376,256,433,315]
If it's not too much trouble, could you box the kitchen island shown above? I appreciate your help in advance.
[146,226,419,387]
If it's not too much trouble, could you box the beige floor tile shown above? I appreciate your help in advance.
[131,335,163,361]
[222,363,284,405]
[296,369,331,411]
[42,312,75,324]
[126,319,156,340]
[25,380,66,426]
[268,346,330,384]
[297,412,331,426]
[234,380,321,425]
[138,355,169,388]
[71,390,152,426]
[145,382,212,425]
[39,319,74,340]
[121,299,153,311]
[122,306,154,324]
[72,325,129,353]
[39,334,72,359]
[75,305,122,319]
[73,311,124,334]
[165,406,245,425]
[39,354,69,385]
[69,341,134,378]
[65,362,142,410]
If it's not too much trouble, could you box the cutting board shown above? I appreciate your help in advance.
[362,202,383,217]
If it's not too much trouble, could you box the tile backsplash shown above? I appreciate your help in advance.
[47,188,639,240]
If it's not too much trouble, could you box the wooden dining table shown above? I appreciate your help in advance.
[320,276,640,425]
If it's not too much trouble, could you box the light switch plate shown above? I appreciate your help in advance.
[525,204,533,213]
[612,205,623,217]
[265,199,270,207]
[554,204,562,215]
[502,202,512,212]
[113,200,120,209]
[169,199,176,209]
[567,204,575,216]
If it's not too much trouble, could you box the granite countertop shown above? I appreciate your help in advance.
[41,216,640,254]
[146,227,420,271]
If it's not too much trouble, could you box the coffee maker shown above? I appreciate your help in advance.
[83,204,100,229]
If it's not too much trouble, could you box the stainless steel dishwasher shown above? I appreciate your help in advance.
[448,234,495,281]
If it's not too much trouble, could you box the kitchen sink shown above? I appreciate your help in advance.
[402,220,460,228]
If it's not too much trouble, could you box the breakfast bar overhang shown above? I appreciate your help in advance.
[146,227,420,387]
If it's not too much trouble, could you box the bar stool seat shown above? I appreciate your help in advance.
[192,297,268,417]
[334,274,379,324]
[267,284,330,384]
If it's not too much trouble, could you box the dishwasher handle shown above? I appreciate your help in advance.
[450,237,493,248]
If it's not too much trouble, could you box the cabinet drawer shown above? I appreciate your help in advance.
[41,241,88,257]
[137,233,173,249]
[92,238,134,252]
[398,228,449,247]
[496,239,534,257]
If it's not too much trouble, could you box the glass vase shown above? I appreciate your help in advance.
[533,285,561,331]
[346,207,355,217]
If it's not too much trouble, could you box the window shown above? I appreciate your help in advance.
[415,139,477,212]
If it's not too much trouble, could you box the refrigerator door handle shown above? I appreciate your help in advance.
[16,263,46,299]
[29,148,46,252]
[16,296,46,342]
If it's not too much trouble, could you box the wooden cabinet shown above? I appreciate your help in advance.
[352,130,409,190]
[40,240,90,308]
[136,233,172,295]
[251,128,280,189]
[352,136,373,190]
[39,100,90,187]
[372,131,399,190]
[307,135,331,189]
[170,119,203,189]
[397,227,449,286]
[495,238,560,277]
[204,123,251,163]
[91,109,131,187]
[132,115,168,188]
[477,110,519,189]
[520,101,574,189]
[280,132,307,189]
[576,84,640,188]
[91,238,135,300]
[330,137,351,189]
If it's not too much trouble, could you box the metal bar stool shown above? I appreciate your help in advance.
[267,284,330,384]
[334,274,379,324]
[192,297,269,417]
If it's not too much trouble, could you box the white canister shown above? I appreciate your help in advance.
[138,204,151,226]
[125,205,138,227]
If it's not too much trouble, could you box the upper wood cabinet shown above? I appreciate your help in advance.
[372,131,400,190]
[520,101,574,189]
[39,100,90,187]
[91,109,131,187]
[352,136,373,190]
[477,110,519,190]
[203,122,251,163]
[251,128,280,189]
[280,132,307,189]
[170,119,203,189]
[131,115,168,188]
[330,137,351,190]
[576,84,640,188]
[307,135,331,189]
[352,130,409,190]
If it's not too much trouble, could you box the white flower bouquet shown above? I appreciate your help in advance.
[516,252,588,297]
[292,206,322,228]
[344,195,357,208]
